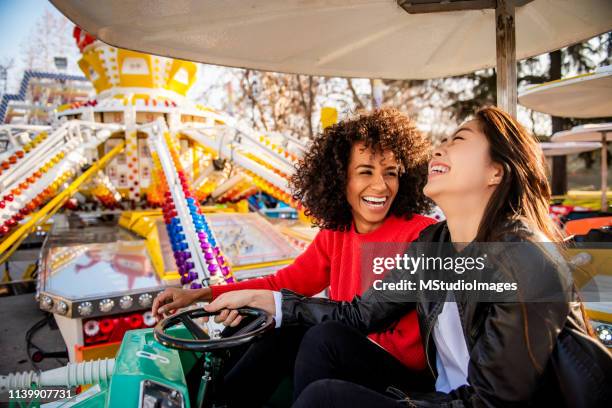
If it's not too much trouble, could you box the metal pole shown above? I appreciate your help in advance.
[549,50,567,195]
[495,0,517,118]
[601,132,608,211]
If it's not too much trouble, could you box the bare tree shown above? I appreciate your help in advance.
[20,9,80,73]
[194,62,461,144]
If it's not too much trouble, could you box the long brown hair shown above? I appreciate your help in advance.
[474,106,561,242]
[474,106,595,348]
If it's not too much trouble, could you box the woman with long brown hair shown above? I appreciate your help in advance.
[206,106,611,407]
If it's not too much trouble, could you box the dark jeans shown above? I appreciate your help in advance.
[219,325,308,407]
[293,379,457,408]
[293,379,408,408]
[293,321,434,402]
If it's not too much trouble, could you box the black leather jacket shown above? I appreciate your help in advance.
[280,222,610,407]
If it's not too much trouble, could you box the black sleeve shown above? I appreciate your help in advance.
[463,242,572,407]
[279,288,413,334]
[278,241,425,333]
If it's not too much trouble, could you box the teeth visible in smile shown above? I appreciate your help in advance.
[430,165,449,174]
[362,196,386,207]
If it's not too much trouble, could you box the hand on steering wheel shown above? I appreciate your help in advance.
[154,307,274,352]
[209,309,246,327]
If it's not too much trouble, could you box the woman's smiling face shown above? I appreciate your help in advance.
[346,142,400,233]
[424,119,501,204]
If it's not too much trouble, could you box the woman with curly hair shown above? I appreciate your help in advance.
[153,107,435,407]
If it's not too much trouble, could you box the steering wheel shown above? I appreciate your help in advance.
[154,307,274,352]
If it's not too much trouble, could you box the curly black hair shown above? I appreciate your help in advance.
[291,107,432,230]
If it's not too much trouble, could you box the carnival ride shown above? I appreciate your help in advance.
[0,70,92,125]
[1,1,611,406]
[0,26,309,372]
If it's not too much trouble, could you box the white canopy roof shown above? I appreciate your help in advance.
[551,123,612,143]
[540,142,602,157]
[50,0,612,79]
[519,66,612,118]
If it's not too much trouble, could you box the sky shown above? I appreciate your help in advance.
[0,0,51,60]
[0,0,68,90]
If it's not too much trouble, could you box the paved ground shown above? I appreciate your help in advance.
[0,294,67,374]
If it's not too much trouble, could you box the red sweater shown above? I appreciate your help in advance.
[211,214,435,369]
